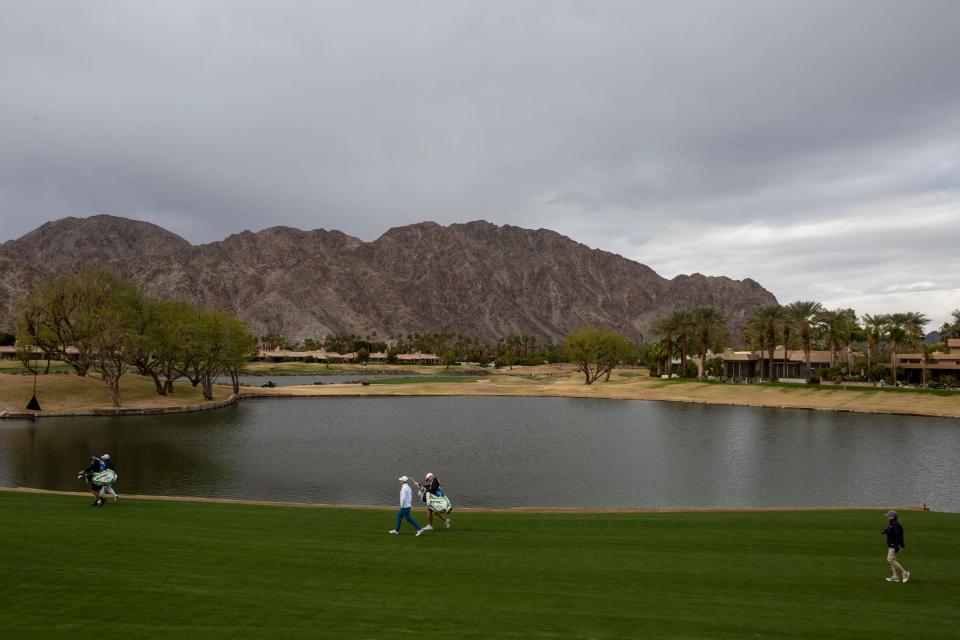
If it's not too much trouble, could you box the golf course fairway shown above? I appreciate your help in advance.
[2,492,957,639]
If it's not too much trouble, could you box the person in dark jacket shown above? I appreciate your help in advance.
[415,472,450,531]
[98,453,119,503]
[77,456,105,507]
[881,510,910,583]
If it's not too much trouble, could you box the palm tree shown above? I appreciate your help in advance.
[903,311,930,345]
[940,309,960,339]
[781,315,793,379]
[921,342,933,387]
[861,313,884,375]
[749,304,784,381]
[669,309,694,377]
[784,301,824,381]
[818,308,857,368]
[654,315,678,376]
[880,312,927,386]
[691,306,726,379]
[882,314,907,386]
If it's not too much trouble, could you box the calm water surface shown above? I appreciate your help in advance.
[1,397,958,511]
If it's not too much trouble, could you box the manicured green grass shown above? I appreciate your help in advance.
[366,376,481,384]
[2,493,957,639]
[0,363,76,374]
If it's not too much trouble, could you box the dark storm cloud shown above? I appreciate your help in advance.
[1,1,959,325]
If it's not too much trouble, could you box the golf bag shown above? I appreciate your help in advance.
[92,469,118,485]
[425,492,453,515]
[417,483,453,515]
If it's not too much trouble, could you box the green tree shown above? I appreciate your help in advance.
[16,268,139,406]
[939,309,960,339]
[442,347,457,368]
[784,301,824,381]
[819,308,858,368]
[654,315,679,376]
[691,307,725,379]
[562,328,633,385]
[861,313,885,375]
[748,304,784,381]
[704,356,724,377]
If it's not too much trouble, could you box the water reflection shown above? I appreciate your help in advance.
[1,397,958,511]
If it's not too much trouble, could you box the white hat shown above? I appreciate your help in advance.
[425,472,434,479]
[101,454,110,460]
[398,475,408,482]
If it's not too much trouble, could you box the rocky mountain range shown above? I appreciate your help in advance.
[0,215,777,343]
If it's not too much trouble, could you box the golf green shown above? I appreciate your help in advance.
[2,492,957,639]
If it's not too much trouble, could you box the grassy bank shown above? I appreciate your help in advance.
[4,365,959,417]
[0,372,226,413]
[241,361,489,376]
[1,492,956,639]
[0,359,75,374]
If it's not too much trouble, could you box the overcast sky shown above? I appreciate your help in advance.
[1,1,958,327]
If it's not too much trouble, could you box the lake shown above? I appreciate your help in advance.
[1,397,958,510]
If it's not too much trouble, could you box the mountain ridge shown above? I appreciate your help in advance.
[0,215,777,342]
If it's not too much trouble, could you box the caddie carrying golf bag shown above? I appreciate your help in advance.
[418,489,453,515]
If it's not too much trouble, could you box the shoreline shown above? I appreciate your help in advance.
[3,368,959,419]
[0,393,238,420]
[238,371,960,419]
[239,387,960,420]
[0,487,930,513]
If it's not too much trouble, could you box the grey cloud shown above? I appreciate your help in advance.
[1,0,959,325]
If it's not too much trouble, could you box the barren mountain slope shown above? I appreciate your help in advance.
[0,215,777,341]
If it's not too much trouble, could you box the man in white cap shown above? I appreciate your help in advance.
[98,453,119,503]
[881,510,910,583]
[388,476,424,536]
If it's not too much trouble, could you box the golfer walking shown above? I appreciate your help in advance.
[416,472,451,531]
[388,476,424,536]
[98,453,119,503]
[77,456,105,507]
[881,510,910,583]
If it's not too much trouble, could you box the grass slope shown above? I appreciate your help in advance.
[2,493,957,639]
[0,372,222,413]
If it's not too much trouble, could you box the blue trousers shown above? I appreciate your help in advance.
[395,507,420,531]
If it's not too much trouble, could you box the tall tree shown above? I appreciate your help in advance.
[861,313,885,374]
[16,268,139,406]
[691,307,725,379]
[654,315,678,376]
[939,309,960,339]
[819,308,858,368]
[783,301,824,381]
[669,309,694,377]
[749,304,784,381]
[881,313,908,386]
[563,327,633,385]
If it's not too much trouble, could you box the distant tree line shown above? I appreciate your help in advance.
[645,302,960,386]
[259,330,567,367]
[16,268,256,406]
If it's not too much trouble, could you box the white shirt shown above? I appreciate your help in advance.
[400,483,413,508]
